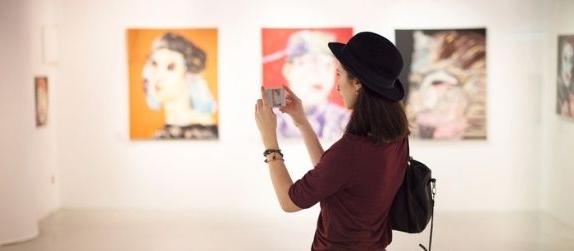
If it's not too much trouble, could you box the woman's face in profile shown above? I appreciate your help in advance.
[335,61,358,109]
[561,42,574,86]
[282,52,336,107]
[143,48,188,104]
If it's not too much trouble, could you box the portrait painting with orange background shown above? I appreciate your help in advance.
[127,29,218,140]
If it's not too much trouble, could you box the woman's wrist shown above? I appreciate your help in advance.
[293,117,310,128]
[263,135,279,149]
[265,142,279,149]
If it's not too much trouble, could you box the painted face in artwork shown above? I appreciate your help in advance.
[282,31,337,107]
[143,48,189,105]
[36,78,48,126]
[141,33,216,130]
[561,42,574,87]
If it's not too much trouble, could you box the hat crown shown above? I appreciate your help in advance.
[346,32,403,79]
[328,31,406,101]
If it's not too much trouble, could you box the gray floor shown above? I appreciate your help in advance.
[1,210,573,251]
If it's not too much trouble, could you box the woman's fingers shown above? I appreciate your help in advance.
[259,87,266,106]
[284,95,296,106]
[255,101,260,121]
[282,85,300,100]
[260,86,271,107]
[257,98,274,114]
[282,84,295,95]
[255,101,262,127]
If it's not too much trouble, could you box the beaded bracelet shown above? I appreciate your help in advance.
[264,152,285,163]
[263,149,283,157]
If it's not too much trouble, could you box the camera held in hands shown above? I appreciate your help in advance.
[264,88,286,108]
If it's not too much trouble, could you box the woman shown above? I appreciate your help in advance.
[255,32,410,250]
[142,32,218,139]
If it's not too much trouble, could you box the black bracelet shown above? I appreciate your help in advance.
[263,149,283,157]
[264,153,285,163]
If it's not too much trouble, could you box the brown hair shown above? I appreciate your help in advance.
[343,66,410,144]
[155,33,206,74]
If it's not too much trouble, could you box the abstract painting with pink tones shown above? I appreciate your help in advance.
[396,28,487,140]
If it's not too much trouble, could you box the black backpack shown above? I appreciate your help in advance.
[390,156,437,251]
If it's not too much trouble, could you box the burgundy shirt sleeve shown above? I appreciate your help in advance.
[288,139,354,209]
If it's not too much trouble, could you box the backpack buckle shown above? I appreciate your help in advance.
[430,178,437,200]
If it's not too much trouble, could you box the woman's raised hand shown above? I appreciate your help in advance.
[279,85,307,126]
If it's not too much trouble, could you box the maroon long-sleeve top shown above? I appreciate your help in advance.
[289,133,408,251]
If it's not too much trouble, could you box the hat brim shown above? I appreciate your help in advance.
[328,42,405,102]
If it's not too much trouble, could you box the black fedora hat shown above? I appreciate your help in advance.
[329,32,405,102]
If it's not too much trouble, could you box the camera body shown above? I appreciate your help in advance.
[264,88,286,108]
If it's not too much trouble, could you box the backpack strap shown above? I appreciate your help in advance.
[419,178,436,251]
[407,137,437,251]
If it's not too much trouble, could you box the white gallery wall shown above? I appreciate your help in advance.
[540,0,574,227]
[55,0,546,213]
[2,0,573,245]
[0,0,61,244]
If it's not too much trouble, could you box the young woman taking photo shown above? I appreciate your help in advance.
[255,31,410,251]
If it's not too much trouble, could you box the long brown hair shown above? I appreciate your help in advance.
[344,67,410,144]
